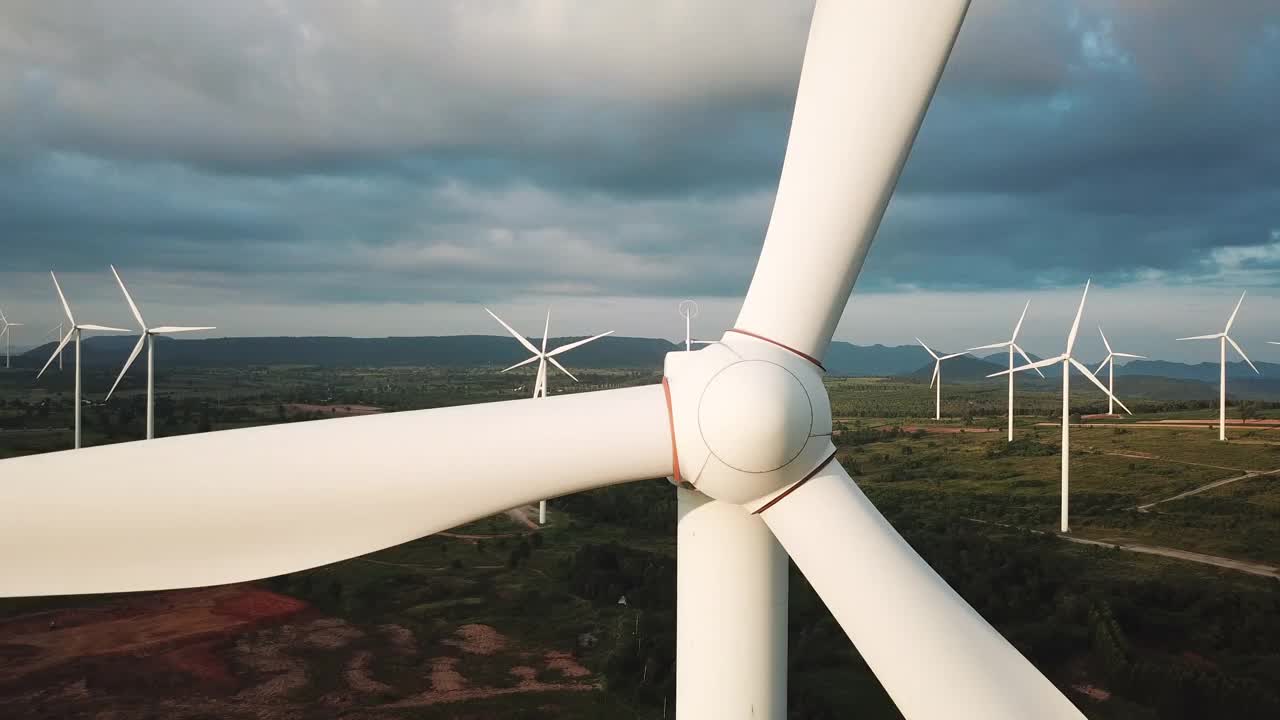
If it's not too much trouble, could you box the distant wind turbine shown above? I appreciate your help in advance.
[37,272,129,449]
[486,307,613,524]
[915,338,966,421]
[992,280,1130,534]
[0,306,24,369]
[1177,292,1258,441]
[677,300,716,351]
[1092,327,1145,416]
[105,266,216,440]
[967,300,1045,442]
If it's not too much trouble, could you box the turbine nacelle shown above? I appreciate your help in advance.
[664,332,832,509]
[1176,292,1259,375]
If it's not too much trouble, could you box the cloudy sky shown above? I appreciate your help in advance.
[1,1,1278,361]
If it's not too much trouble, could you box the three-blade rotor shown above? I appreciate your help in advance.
[966,299,1045,378]
[917,337,965,389]
[105,266,217,400]
[38,272,130,379]
[486,307,613,393]
[1175,292,1259,375]
[1092,326,1146,375]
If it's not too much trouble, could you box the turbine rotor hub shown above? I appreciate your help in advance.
[663,332,834,509]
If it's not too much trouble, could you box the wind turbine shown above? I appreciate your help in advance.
[677,300,716,351]
[967,300,1045,442]
[1092,327,1145,416]
[679,300,699,351]
[36,272,129,449]
[0,306,23,369]
[915,338,965,421]
[105,266,216,440]
[1178,292,1258,441]
[485,307,612,524]
[0,5,1090,718]
[992,281,1130,534]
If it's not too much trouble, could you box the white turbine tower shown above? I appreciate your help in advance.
[1092,327,1145,416]
[992,281,1130,534]
[967,300,1045,442]
[0,306,24,369]
[1177,292,1258,441]
[46,321,66,370]
[679,300,699,351]
[915,338,965,421]
[0,5,1093,718]
[485,307,612,525]
[36,272,129,449]
[105,266,216,440]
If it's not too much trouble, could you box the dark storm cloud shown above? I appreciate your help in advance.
[0,0,1278,313]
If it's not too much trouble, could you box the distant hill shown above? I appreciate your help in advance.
[823,343,932,376]
[1117,359,1280,382]
[13,336,1280,400]
[905,355,1006,383]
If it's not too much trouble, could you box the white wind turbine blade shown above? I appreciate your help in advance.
[1268,341,1280,345]
[762,460,1086,719]
[1065,280,1090,355]
[1070,357,1132,414]
[1097,326,1112,355]
[37,330,76,379]
[1013,343,1044,379]
[1177,333,1223,341]
[50,271,76,326]
[502,355,541,373]
[929,361,939,389]
[1226,336,1259,374]
[0,385,673,597]
[1112,352,1145,359]
[7,323,21,327]
[110,265,147,330]
[78,324,130,333]
[484,308,540,356]
[1224,291,1246,333]
[965,340,1011,353]
[989,353,1065,378]
[106,335,148,401]
[150,326,216,334]
[0,305,7,324]
[548,330,614,357]
[1093,356,1111,376]
[1010,299,1031,342]
[0,326,6,341]
[916,337,939,360]
[938,351,967,361]
[540,310,551,357]
[732,2,969,363]
[547,356,579,382]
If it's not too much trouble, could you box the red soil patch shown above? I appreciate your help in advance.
[0,585,307,687]
[445,624,507,656]
[544,651,591,679]
[158,641,236,685]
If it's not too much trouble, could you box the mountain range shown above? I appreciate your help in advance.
[10,335,1280,394]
